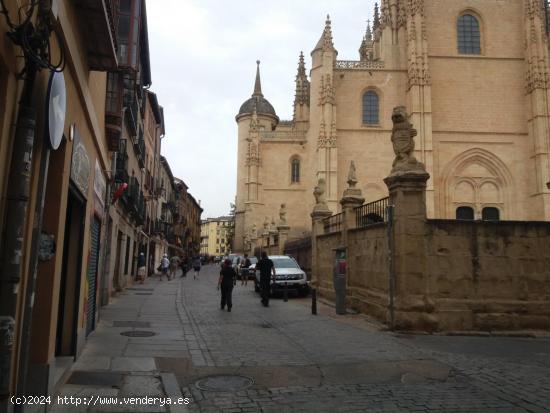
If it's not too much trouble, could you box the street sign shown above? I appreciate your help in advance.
[45,71,66,150]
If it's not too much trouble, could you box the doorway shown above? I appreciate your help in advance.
[56,188,85,357]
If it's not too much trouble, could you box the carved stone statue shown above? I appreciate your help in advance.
[312,178,331,216]
[263,217,269,231]
[279,203,287,225]
[313,178,327,205]
[390,106,426,174]
[347,161,358,188]
[251,223,257,237]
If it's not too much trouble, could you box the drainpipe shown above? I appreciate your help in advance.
[0,60,38,410]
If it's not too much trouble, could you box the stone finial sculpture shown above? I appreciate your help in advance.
[341,160,365,207]
[390,106,426,175]
[347,161,358,188]
[312,178,331,215]
[279,203,287,225]
[313,178,327,205]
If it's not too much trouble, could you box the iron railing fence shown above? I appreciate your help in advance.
[323,213,343,234]
[355,197,390,228]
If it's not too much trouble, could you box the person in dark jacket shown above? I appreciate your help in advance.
[218,259,237,311]
[257,252,276,307]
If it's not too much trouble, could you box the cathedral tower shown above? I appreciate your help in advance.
[234,61,279,252]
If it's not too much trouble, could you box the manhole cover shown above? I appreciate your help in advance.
[120,330,156,337]
[196,375,254,392]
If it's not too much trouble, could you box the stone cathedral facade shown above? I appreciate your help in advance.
[234,0,550,253]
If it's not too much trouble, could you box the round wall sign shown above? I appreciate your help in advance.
[46,71,67,150]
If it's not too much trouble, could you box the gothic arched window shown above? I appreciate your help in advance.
[457,14,481,55]
[456,206,474,220]
[291,158,300,183]
[362,91,379,124]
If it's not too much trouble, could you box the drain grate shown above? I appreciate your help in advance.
[120,330,156,337]
[68,371,123,387]
[113,321,151,328]
[134,292,153,296]
[126,288,154,291]
[196,375,254,392]
[260,323,272,329]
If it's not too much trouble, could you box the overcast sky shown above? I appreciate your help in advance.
[146,0,377,218]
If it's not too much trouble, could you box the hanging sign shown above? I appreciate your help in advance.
[45,71,67,150]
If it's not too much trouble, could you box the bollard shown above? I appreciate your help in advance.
[283,282,288,302]
[311,288,317,315]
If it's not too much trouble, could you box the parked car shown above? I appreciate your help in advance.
[254,255,309,297]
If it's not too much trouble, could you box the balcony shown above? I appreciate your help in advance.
[135,128,145,168]
[124,92,139,137]
[114,140,129,183]
[73,0,118,70]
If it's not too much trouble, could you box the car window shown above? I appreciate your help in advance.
[271,258,300,269]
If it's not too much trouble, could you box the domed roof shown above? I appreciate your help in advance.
[236,60,278,121]
[238,95,277,118]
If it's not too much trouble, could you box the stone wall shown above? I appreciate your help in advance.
[315,232,341,301]
[347,225,389,322]
[420,220,550,331]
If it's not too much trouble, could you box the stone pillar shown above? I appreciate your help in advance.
[340,161,365,290]
[310,179,332,289]
[383,106,436,331]
[277,225,290,255]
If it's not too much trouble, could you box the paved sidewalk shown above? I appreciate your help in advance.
[51,264,550,412]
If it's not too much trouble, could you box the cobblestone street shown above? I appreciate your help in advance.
[52,264,550,412]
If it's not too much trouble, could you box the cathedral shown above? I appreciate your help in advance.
[234,0,550,253]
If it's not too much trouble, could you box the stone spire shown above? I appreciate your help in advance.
[253,60,263,97]
[373,3,380,32]
[314,14,335,52]
[294,51,310,108]
[366,19,373,42]
[359,20,374,61]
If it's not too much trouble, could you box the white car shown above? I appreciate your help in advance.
[254,255,309,297]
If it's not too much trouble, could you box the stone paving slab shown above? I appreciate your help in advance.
[51,265,550,412]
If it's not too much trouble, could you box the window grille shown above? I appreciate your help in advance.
[458,14,481,55]
[362,91,379,124]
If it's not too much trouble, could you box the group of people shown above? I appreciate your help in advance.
[217,252,275,311]
[137,250,277,312]
[136,253,203,283]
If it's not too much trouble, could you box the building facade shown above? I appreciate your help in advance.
[201,217,232,256]
[234,0,550,253]
[0,0,199,407]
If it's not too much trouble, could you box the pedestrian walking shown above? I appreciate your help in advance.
[218,258,236,311]
[240,253,252,286]
[159,253,169,281]
[257,251,276,307]
[192,256,201,279]
[137,252,146,284]
[180,256,188,277]
[169,255,180,280]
